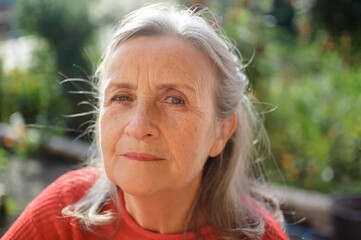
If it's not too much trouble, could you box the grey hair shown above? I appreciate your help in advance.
[62,3,284,240]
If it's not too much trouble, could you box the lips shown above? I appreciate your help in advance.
[122,152,164,161]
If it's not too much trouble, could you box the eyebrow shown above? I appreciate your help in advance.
[105,82,196,93]
[155,83,196,93]
[105,82,137,91]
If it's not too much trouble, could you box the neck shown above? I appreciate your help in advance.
[123,181,204,234]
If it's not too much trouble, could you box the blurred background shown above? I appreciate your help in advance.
[0,0,360,239]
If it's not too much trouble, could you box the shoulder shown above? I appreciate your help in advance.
[31,167,103,222]
[253,201,289,240]
[242,195,289,240]
[2,168,103,240]
[30,167,102,211]
[43,167,101,201]
[261,210,289,240]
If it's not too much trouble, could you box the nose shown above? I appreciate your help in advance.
[124,101,160,140]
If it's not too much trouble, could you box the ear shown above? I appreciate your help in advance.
[209,112,237,157]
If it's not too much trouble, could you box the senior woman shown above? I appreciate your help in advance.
[3,4,289,240]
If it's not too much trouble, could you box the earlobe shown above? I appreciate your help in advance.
[209,140,223,157]
[209,113,237,157]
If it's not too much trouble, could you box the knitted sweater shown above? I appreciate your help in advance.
[2,168,289,240]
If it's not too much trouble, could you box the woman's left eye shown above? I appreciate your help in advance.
[164,96,185,105]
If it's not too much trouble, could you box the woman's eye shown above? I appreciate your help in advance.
[111,94,132,103]
[164,96,185,105]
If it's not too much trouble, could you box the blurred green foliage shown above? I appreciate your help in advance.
[258,31,361,193]
[13,0,96,77]
[4,196,20,216]
[221,0,361,193]
[0,39,69,158]
[0,40,68,124]
[7,0,98,136]
[0,148,9,170]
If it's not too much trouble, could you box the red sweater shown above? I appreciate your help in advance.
[2,168,289,240]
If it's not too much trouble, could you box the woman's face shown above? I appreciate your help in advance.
[99,36,232,196]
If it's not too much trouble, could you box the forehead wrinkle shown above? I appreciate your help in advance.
[154,60,206,97]
[103,36,216,103]
[145,52,151,92]
[155,83,196,94]
[103,56,142,94]
[105,81,137,92]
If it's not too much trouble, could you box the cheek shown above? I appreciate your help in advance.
[180,120,198,154]
[166,115,213,172]
[99,110,123,165]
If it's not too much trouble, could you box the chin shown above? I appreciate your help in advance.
[120,185,155,196]
[111,173,167,196]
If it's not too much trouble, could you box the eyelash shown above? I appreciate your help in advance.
[110,94,132,104]
[163,95,185,106]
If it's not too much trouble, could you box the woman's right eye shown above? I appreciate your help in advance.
[111,94,132,104]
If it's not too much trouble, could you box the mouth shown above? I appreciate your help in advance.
[121,152,164,162]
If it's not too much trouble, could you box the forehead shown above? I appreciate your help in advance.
[103,36,217,90]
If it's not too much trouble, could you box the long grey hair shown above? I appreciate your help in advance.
[62,3,284,240]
